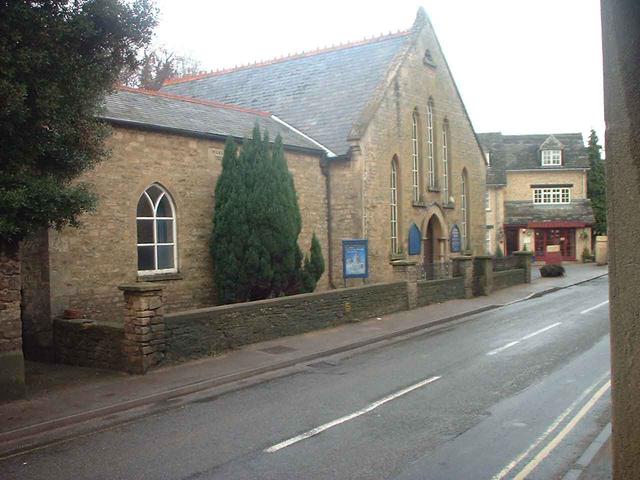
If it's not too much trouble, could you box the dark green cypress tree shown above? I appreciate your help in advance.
[210,138,253,304]
[211,125,319,303]
[586,130,607,235]
[301,232,325,293]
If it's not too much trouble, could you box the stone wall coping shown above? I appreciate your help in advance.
[451,255,474,262]
[596,236,608,241]
[390,259,418,266]
[417,277,464,286]
[514,251,534,256]
[166,281,407,320]
[118,283,164,293]
[494,268,524,275]
[474,255,494,260]
[54,318,124,331]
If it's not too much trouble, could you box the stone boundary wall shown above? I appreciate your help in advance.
[493,269,526,291]
[416,277,466,307]
[54,319,124,371]
[164,281,409,362]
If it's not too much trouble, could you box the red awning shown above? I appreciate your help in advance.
[527,221,589,228]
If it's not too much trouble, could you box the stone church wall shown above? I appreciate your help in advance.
[43,126,327,324]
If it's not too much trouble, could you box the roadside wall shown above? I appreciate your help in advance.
[416,277,465,307]
[493,269,526,291]
[164,281,409,362]
[53,319,124,371]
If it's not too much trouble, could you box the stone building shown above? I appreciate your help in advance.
[478,132,594,262]
[14,8,486,377]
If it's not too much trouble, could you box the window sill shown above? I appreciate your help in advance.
[427,187,441,193]
[389,253,407,262]
[137,272,183,282]
[412,201,428,208]
[443,202,455,209]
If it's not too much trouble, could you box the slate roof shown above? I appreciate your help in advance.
[161,32,412,156]
[99,87,323,152]
[478,132,589,186]
[504,199,595,225]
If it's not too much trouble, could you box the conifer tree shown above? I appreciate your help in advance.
[586,130,607,235]
[211,125,324,303]
[301,233,325,293]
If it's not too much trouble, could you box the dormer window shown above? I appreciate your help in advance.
[541,149,562,166]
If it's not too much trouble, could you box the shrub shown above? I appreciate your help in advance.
[540,264,565,277]
[495,245,504,258]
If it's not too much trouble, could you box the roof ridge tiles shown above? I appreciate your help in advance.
[116,85,272,117]
[163,30,411,86]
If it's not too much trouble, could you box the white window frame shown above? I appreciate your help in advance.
[541,149,562,166]
[137,184,178,275]
[411,111,420,202]
[442,124,449,204]
[461,172,469,249]
[427,99,435,188]
[533,187,571,204]
[391,160,399,254]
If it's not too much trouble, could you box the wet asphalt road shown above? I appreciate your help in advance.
[0,276,610,480]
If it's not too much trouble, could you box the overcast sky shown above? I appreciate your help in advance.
[153,0,604,145]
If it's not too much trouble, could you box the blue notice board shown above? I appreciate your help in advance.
[342,239,369,279]
[450,224,462,252]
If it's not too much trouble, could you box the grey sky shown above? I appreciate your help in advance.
[153,0,604,145]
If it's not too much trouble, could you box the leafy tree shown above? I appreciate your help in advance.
[0,0,157,244]
[211,126,324,304]
[120,47,201,90]
[586,129,607,235]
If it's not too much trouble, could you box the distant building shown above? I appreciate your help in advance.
[478,132,594,262]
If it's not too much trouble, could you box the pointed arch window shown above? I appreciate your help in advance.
[427,98,435,188]
[390,158,399,254]
[461,170,469,250]
[442,120,450,204]
[136,184,177,274]
[411,110,421,202]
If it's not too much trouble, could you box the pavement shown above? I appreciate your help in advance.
[0,262,610,475]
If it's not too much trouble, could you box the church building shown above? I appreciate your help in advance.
[20,8,487,360]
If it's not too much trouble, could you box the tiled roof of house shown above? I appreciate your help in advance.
[161,32,412,156]
[99,87,323,152]
[478,132,589,186]
[504,199,595,225]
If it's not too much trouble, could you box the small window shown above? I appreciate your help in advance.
[411,110,420,202]
[427,99,435,188]
[485,152,491,166]
[541,150,562,166]
[137,184,177,274]
[390,159,399,254]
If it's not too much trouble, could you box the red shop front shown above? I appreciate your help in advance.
[529,221,588,262]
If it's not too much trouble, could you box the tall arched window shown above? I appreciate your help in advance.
[461,170,469,250]
[411,110,420,202]
[427,98,435,189]
[390,158,399,254]
[442,120,450,204]
[136,184,177,274]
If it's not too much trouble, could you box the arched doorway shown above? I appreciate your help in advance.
[423,214,444,266]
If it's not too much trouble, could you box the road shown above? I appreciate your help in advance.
[0,276,610,479]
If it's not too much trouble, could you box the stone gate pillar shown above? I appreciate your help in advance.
[452,255,474,299]
[0,241,25,400]
[118,283,165,374]
[514,251,533,283]
[473,255,494,296]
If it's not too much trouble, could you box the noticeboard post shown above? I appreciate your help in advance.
[342,239,369,281]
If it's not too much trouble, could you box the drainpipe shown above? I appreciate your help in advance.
[321,158,336,289]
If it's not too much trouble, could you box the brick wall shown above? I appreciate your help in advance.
[493,269,526,291]
[164,281,409,362]
[416,277,465,307]
[53,319,124,371]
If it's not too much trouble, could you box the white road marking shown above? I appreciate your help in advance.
[264,375,441,453]
[580,300,609,315]
[512,379,611,480]
[491,373,610,480]
[487,322,562,356]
